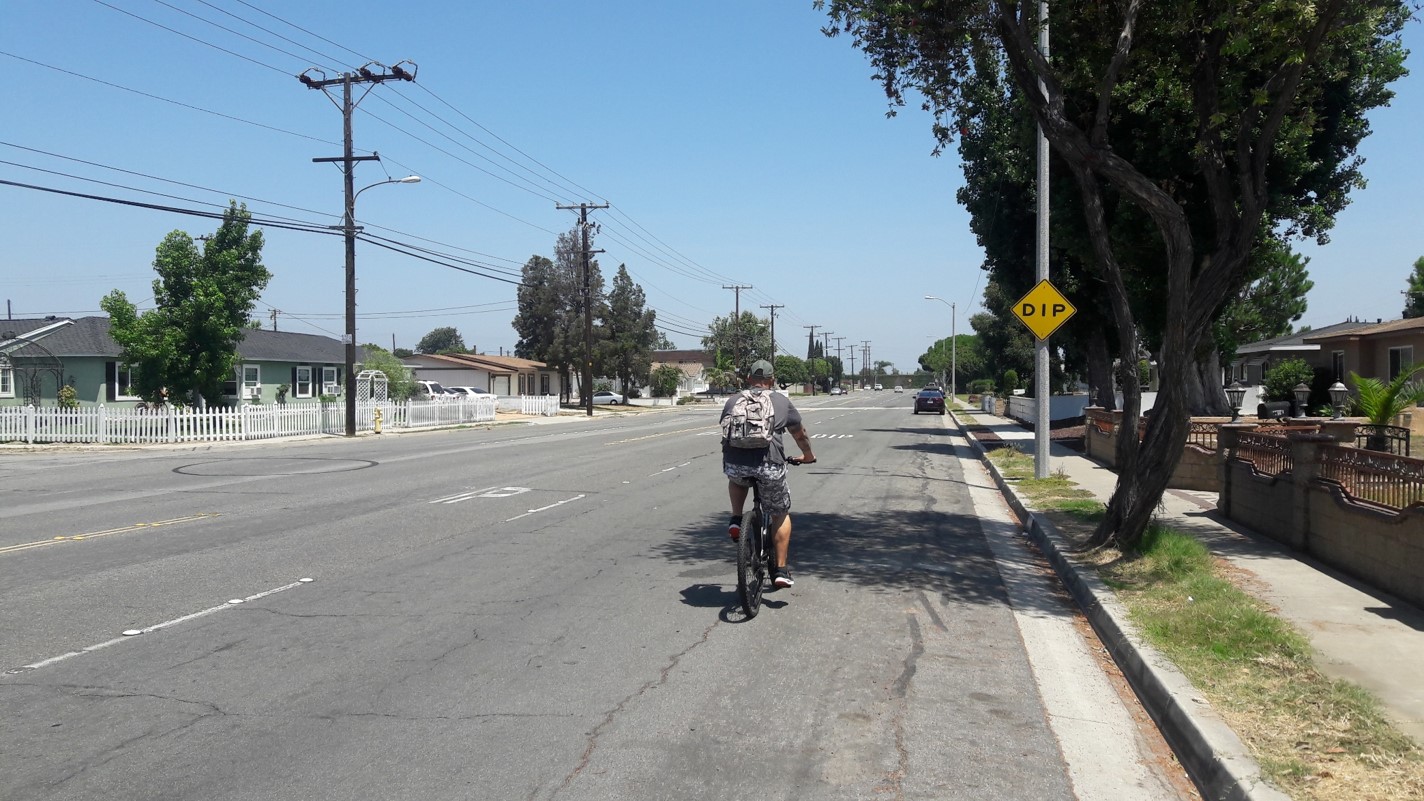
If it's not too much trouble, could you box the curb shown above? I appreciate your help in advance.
[952,410,1289,801]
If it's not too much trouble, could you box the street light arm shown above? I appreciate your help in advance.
[354,175,421,202]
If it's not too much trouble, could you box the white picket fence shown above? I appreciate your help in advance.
[0,395,540,445]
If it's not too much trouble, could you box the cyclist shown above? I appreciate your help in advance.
[722,359,815,589]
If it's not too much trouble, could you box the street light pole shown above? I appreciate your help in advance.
[924,296,957,404]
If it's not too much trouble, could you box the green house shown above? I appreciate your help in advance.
[0,317,366,407]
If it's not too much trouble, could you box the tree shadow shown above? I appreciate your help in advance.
[657,509,1072,619]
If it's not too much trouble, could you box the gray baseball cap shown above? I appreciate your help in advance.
[746,359,774,379]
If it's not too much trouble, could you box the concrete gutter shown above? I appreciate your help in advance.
[954,410,1289,801]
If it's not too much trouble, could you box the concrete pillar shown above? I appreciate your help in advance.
[1216,422,1259,517]
[1318,419,1358,445]
[1288,433,1335,551]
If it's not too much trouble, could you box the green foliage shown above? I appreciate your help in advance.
[599,265,658,393]
[968,378,995,394]
[1349,364,1424,425]
[393,347,414,358]
[359,345,418,401]
[1214,245,1314,365]
[702,311,772,376]
[649,364,683,398]
[1137,359,1152,388]
[275,383,289,403]
[417,327,465,354]
[774,355,808,385]
[100,201,270,406]
[511,228,609,398]
[1001,369,1020,395]
[1403,256,1424,319]
[57,382,78,409]
[1262,358,1315,402]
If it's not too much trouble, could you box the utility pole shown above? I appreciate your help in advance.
[301,60,417,437]
[269,308,279,332]
[1034,0,1051,478]
[847,346,857,387]
[558,202,610,416]
[759,304,783,365]
[802,325,819,394]
[832,336,846,389]
[819,331,834,392]
[722,284,753,374]
[861,341,872,387]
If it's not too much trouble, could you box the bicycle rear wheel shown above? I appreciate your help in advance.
[737,509,767,617]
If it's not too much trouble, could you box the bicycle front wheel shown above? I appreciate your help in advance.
[736,510,766,617]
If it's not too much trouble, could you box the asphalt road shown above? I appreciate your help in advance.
[0,391,1189,800]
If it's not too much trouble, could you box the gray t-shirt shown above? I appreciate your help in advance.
[720,390,802,467]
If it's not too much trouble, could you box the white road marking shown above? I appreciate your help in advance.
[432,486,532,504]
[5,579,312,675]
[430,486,500,504]
[505,494,586,522]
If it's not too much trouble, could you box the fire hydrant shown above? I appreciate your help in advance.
[373,406,383,434]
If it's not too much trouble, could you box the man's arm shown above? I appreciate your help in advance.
[787,422,815,463]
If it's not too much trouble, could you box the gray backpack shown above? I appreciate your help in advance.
[722,390,776,449]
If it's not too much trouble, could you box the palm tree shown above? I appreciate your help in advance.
[1349,364,1424,452]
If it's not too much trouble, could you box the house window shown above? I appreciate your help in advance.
[115,365,140,401]
[1389,346,1413,381]
[1332,351,1345,381]
[541,374,550,395]
[294,366,314,399]
[322,367,339,396]
[242,364,261,400]
[0,358,13,398]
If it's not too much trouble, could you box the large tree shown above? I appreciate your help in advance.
[101,201,270,406]
[416,327,466,354]
[1403,256,1424,318]
[600,264,658,393]
[511,228,608,402]
[703,311,772,375]
[822,0,1409,549]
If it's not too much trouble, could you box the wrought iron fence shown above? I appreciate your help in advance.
[1318,443,1424,509]
[1234,431,1293,476]
[1353,424,1411,457]
[1186,421,1218,451]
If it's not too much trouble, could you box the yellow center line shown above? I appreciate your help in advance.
[605,426,711,445]
[0,514,220,556]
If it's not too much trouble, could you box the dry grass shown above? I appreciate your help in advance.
[985,445,1424,801]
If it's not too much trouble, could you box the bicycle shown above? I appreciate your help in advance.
[736,456,810,618]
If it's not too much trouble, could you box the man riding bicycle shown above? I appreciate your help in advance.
[721,359,815,589]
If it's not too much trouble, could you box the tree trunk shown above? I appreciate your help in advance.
[1187,349,1230,416]
[1086,329,1116,410]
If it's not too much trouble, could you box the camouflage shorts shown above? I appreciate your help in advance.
[724,461,791,517]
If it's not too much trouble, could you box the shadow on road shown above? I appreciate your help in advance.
[656,508,1071,620]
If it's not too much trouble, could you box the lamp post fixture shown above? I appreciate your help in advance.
[1292,382,1312,419]
[1226,381,1246,423]
[924,296,956,404]
[341,175,420,437]
[1329,381,1349,419]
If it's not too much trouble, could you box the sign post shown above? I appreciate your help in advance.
[1011,279,1076,477]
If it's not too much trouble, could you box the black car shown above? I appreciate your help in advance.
[913,389,946,415]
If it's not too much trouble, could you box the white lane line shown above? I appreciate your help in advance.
[430,486,500,504]
[505,494,586,522]
[5,579,314,676]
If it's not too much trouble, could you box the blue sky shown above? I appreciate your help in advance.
[2,2,1420,375]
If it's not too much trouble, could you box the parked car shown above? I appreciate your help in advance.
[447,386,492,397]
[913,389,946,415]
[415,380,457,399]
[829,386,844,395]
[591,390,625,405]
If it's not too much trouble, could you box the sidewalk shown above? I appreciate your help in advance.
[953,405,1424,798]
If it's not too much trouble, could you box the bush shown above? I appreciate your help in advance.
[57,383,79,409]
[1262,358,1315,402]
[649,364,683,398]
[968,378,995,394]
[1001,369,1020,395]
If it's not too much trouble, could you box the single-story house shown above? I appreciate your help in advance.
[0,316,363,407]
[1302,316,1424,384]
[1226,319,1369,386]
[403,352,556,396]
[650,349,715,396]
